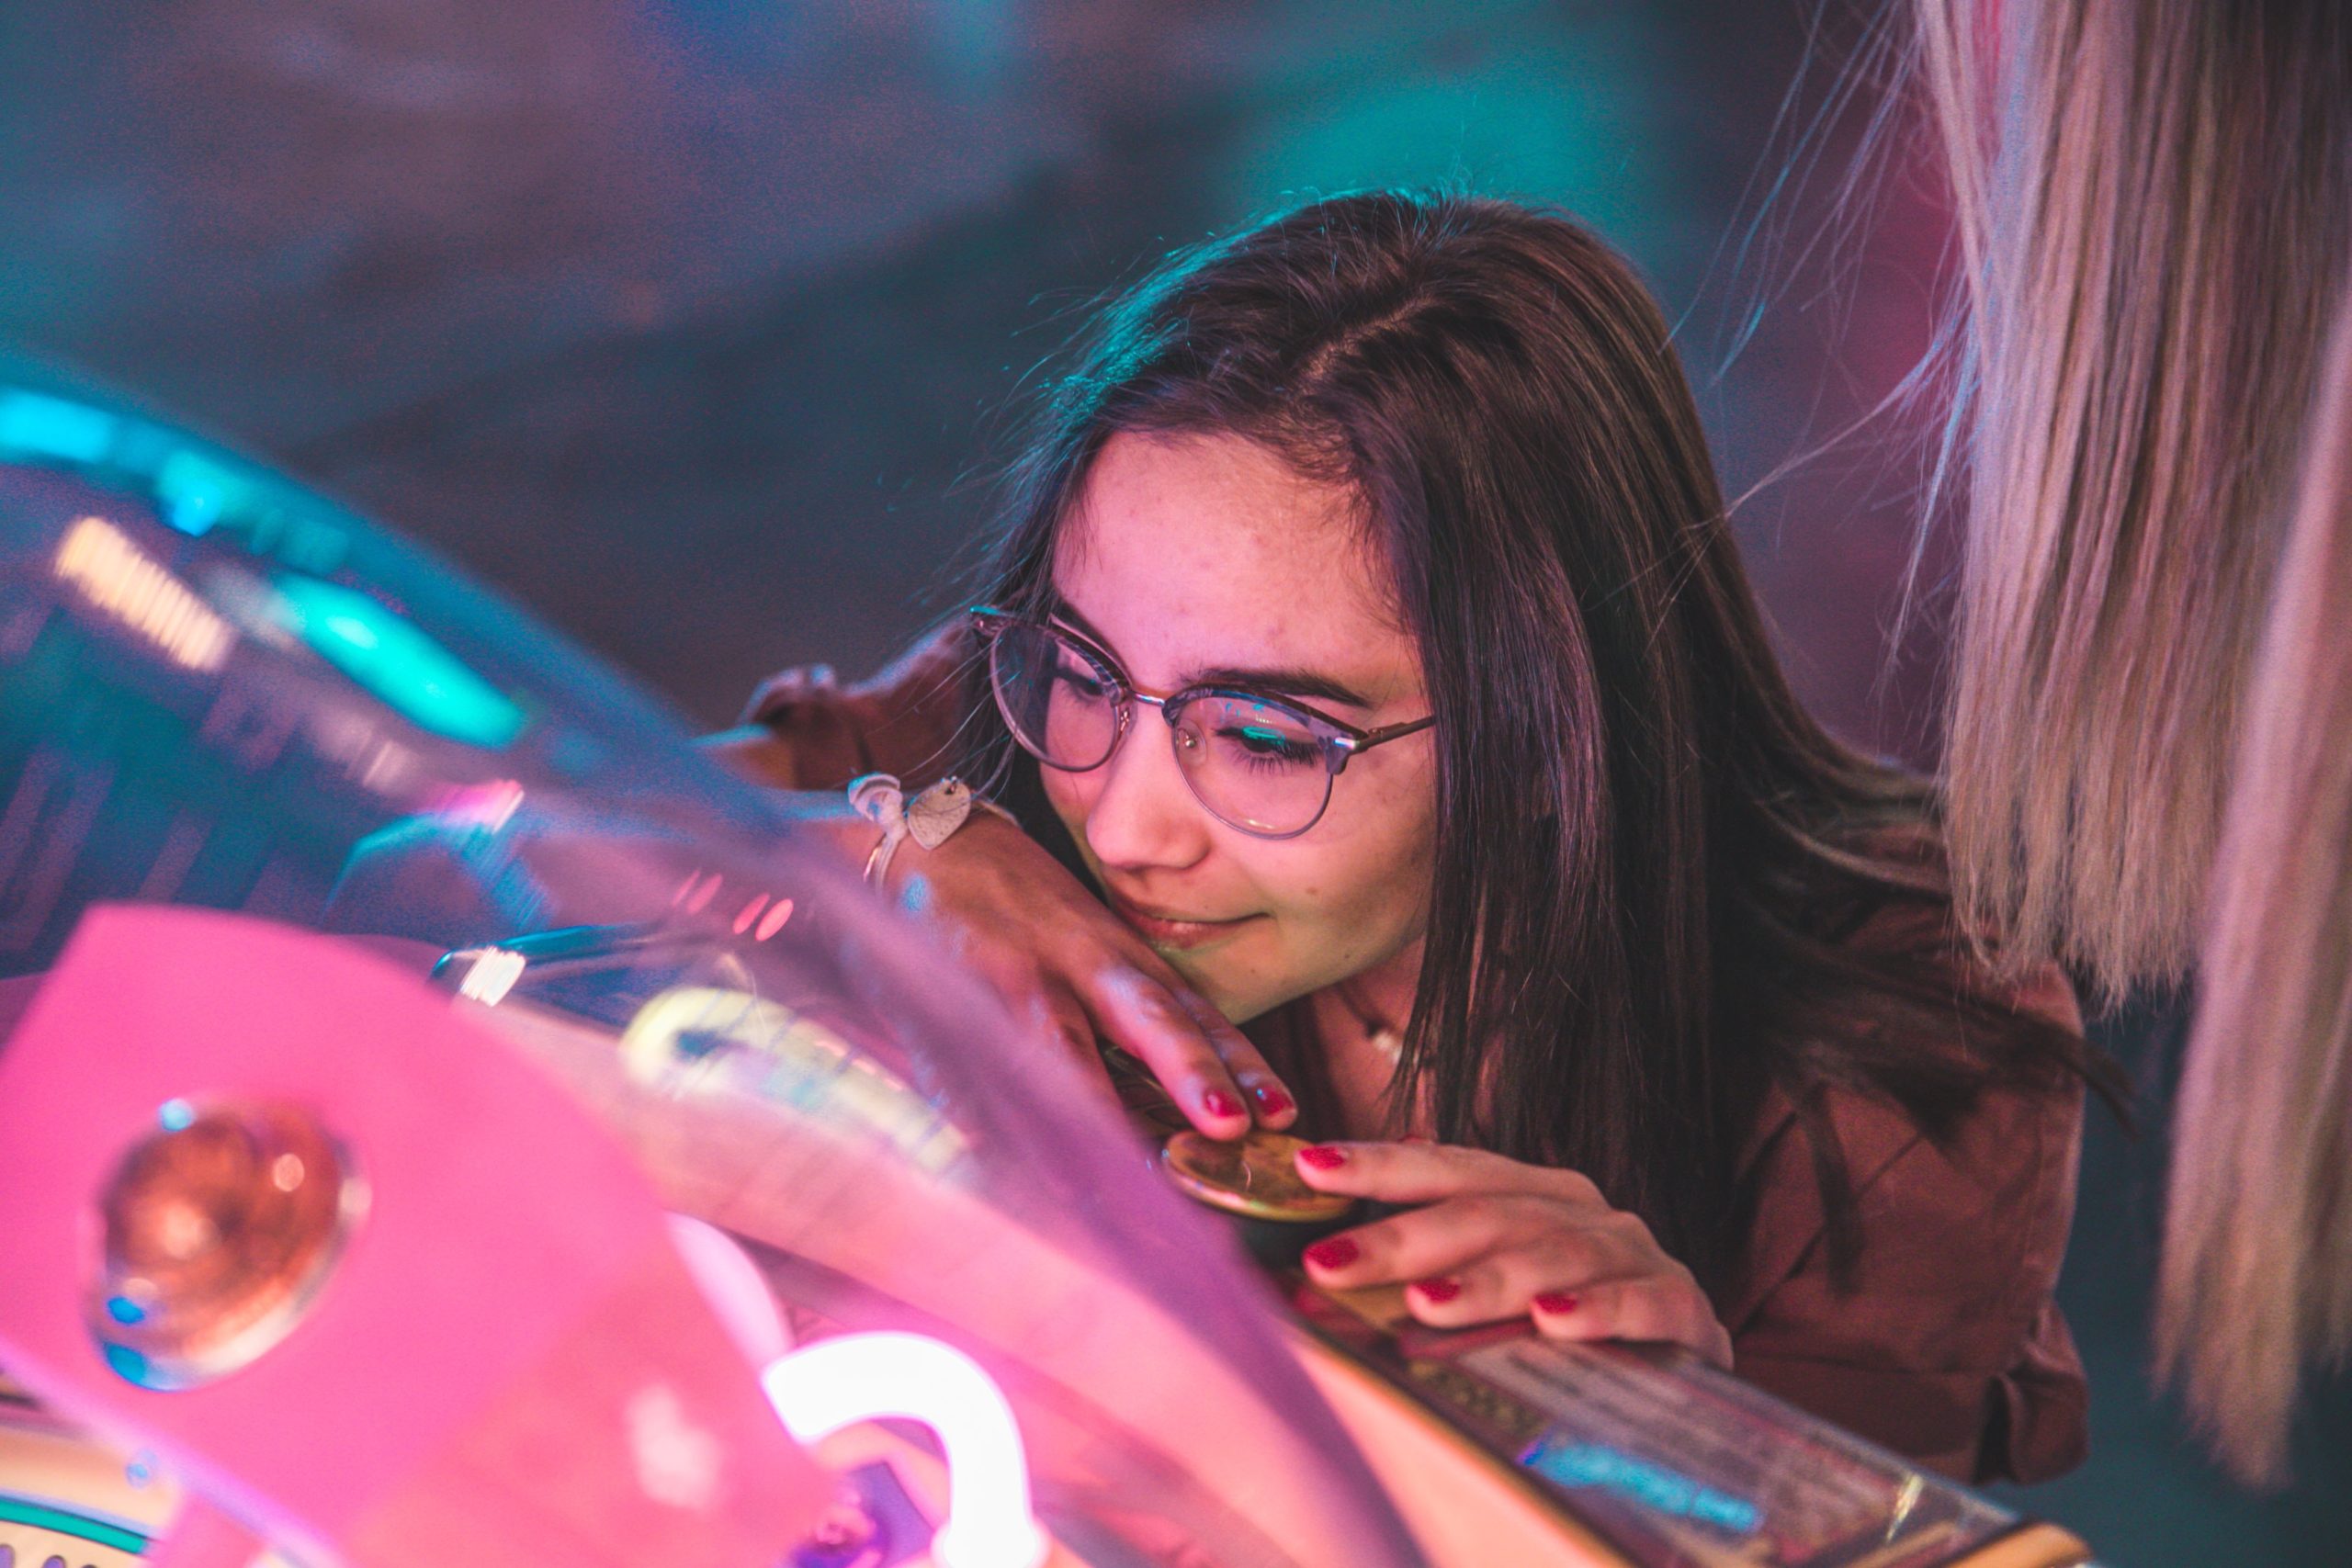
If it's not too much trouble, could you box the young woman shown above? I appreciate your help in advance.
[715,190,2104,1483]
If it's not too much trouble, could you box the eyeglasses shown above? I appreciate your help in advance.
[970,606,1435,840]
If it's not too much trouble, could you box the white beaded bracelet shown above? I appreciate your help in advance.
[846,773,1015,886]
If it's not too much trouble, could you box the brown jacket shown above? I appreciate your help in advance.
[707,629,2090,1485]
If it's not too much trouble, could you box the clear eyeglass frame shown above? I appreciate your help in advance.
[969,605,1436,840]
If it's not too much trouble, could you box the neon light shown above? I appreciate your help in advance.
[153,448,257,538]
[0,389,117,463]
[762,1333,1047,1568]
[274,575,525,749]
[0,1495,150,1554]
[52,515,234,671]
[668,1215,791,1368]
[456,948,526,1006]
[1521,1437,1760,1534]
[426,778,526,831]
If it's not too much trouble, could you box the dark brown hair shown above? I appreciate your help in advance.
[967,191,2096,1287]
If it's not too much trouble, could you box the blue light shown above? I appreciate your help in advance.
[153,448,255,538]
[1521,1437,1760,1534]
[320,612,380,650]
[104,1294,147,1325]
[157,1098,195,1132]
[102,1341,155,1389]
[276,575,526,749]
[0,389,116,464]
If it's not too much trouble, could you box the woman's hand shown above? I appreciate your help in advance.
[1290,1140,1731,1367]
[892,812,1298,1139]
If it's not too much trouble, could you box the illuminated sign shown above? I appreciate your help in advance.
[51,516,234,672]
[763,1333,1048,1568]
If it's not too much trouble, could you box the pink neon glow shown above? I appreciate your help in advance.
[761,1333,1048,1568]
[424,778,526,829]
[731,894,768,935]
[754,897,795,941]
[667,1214,792,1368]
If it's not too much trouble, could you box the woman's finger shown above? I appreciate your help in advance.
[1292,1139,1604,1207]
[1080,928,1296,1127]
[1162,979,1298,1127]
[1529,1275,1733,1369]
[1023,985,1122,1100]
[906,817,1290,1132]
[1078,963,1254,1136]
[1298,1193,1587,1289]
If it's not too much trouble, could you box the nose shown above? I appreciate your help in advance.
[1079,707,1214,873]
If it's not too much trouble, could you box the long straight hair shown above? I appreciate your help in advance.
[965,192,2090,1289]
[1914,0,2352,998]
[2159,284,2352,1486]
[1909,0,2352,1483]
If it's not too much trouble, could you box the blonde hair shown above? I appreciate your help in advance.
[2158,287,2352,1485]
[1910,0,2352,1483]
[1916,0,2352,999]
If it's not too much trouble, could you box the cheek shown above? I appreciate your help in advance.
[1261,840,1427,954]
[1254,781,1438,969]
[1040,766,1099,846]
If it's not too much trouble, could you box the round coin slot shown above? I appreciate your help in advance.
[87,1100,365,1390]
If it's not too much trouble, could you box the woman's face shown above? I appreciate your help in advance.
[1042,430,1439,1023]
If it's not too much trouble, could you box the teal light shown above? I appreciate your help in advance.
[277,576,526,749]
[1220,13,1675,260]
[1521,1438,1759,1534]
[0,389,117,464]
[0,1494,150,1554]
[153,448,258,538]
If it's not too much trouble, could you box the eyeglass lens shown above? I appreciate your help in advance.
[988,620,1336,837]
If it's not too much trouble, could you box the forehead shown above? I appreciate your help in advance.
[1052,431,1417,698]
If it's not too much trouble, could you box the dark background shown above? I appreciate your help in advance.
[3,2,2345,1559]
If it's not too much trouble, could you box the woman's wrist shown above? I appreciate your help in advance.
[846,773,1020,889]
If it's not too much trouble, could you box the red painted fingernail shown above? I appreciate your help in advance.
[1411,1277,1463,1304]
[1252,1083,1295,1117]
[1303,1235,1360,1271]
[1202,1088,1242,1119]
[1532,1292,1579,1315]
[1296,1144,1348,1169]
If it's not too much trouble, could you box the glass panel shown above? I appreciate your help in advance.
[0,376,1423,1568]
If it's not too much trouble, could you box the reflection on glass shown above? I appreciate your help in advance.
[274,576,526,749]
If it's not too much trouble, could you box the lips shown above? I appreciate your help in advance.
[1102,888,1258,951]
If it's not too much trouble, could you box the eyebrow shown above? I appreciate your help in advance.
[1047,598,1378,711]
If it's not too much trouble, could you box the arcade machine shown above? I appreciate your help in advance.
[0,376,2099,1568]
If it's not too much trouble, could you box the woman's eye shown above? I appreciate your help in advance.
[1054,662,1109,700]
[1219,722,1319,767]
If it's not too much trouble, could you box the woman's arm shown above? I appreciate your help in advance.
[702,629,1299,1137]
